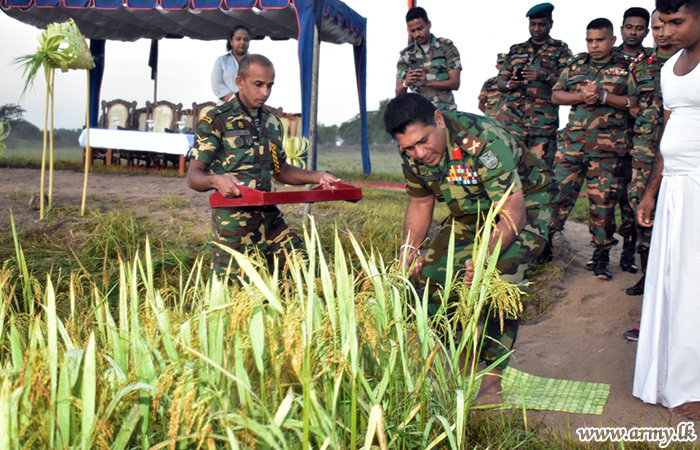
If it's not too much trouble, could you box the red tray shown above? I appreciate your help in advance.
[209,182,363,208]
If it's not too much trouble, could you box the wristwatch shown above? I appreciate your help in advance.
[506,80,512,90]
[542,72,551,82]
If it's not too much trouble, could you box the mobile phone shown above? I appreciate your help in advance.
[410,57,423,71]
[514,68,524,81]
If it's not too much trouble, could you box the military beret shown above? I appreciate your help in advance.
[526,2,554,19]
[497,53,508,63]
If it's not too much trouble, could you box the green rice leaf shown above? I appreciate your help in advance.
[231,250,284,314]
[272,388,294,427]
[9,320,23,372]
[0,376,11,450]
[104,383,161,421]
[81,332,96,450]
[152,293,179,362]
[249,304,265,374]
[56,356,73,447]
[424,415,457,450]
[45,277,58,447]
[110,404,142,450]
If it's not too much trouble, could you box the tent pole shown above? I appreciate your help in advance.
[153,68,158,103]
[303,21,321,225]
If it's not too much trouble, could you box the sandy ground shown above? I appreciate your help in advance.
[1,167,698,444]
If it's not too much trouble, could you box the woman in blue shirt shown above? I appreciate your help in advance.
[211,25,251,103]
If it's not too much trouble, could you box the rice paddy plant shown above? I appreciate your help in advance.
[0,196,524,449]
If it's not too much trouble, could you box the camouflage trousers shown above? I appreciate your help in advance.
[615,153,636,239]
[421,208,550,370]
[211,206,303,280]
[504,124,558,170]
[551,131,624,250]
[627,138,658,253]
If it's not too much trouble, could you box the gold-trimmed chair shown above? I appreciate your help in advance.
[193,101,217,126]
[89,99,138,166]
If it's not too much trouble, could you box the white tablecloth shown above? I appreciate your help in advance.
[79,129,194,156]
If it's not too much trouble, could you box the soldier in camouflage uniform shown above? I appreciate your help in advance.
[497,2,572,169]
[478,53,508,120]
[624,10,679,297]
[187,55,339,280]
[611,7,652,274]
[395,7,462,111]
[383,93,556,405]
[550,18,630,280]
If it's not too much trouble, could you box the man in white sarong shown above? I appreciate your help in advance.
[633,0,700,421]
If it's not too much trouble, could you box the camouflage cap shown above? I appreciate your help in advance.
[526,2,554,18]
[497,53,508,63]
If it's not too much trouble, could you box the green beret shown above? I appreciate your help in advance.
[526,2,554,19]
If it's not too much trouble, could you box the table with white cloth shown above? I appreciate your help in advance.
[78,129,194,175]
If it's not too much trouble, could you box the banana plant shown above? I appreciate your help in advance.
[15,19,94,219]
[0,121,9,156]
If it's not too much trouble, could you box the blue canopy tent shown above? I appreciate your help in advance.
[1,0,371,173]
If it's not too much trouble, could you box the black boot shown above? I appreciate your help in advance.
[586,248,602,271]
[626,251,648,295]
[593,248,612,280]
[534,237,554,267]
[620,235,638,273]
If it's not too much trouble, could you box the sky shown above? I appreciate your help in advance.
[0,0,657,130]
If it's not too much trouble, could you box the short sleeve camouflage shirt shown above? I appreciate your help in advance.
[554,52,630,131]
[402,112,554,225]
[187,96,286,192]
[397,35,462,111]
[499,37,572,134]
[628,49,676,141]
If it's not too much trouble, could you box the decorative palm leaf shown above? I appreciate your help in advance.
[14,19,94,219]
[283,135,308,169]
[15,19,94,98]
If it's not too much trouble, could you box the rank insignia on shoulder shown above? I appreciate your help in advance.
[451,146,462,160]
[447,164,479,185]
[464,136,485,154]
[225,121,234,130]
[479,149,499,169]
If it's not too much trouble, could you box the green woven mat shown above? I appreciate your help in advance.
[479,367,610,415]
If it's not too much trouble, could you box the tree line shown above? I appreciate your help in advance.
[0,104,82,147]
[318,98,393,146]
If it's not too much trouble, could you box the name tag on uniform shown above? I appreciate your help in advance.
[223,129,252,137]
[447,164,479,185]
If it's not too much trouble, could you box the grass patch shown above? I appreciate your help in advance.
[1,140,84,163]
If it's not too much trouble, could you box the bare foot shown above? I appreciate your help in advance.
[671,402,700,421]
[473,367,503,406]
